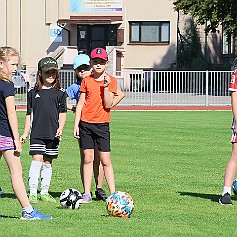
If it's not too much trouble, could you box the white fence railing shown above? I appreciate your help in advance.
[13,70,232,106]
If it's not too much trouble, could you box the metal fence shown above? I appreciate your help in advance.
[13,70,232,106]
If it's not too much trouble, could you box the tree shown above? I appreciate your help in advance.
[175,19,209,70]
[173,0,237,36]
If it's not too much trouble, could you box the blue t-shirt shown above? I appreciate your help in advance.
[0,80,15,137]
[66,81,81,103]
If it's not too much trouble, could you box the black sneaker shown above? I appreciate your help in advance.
[219,193,233,205]
[95,188,107,201]
[0,187,4,196]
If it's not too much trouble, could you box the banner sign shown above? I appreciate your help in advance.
[70,0,123,12]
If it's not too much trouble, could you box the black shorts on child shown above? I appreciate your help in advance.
[79,121,110,152]
[29,138,60,158]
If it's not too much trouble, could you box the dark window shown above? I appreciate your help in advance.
[108,25,117,46]
[129,21,170,43]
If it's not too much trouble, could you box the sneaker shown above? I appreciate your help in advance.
[29,195,38,204]
[82,193,92,203]
[95,188,107,201]
[0,188,4,196]
[219,193,233,205]
[40,193,56,203]
[21,208,52,220]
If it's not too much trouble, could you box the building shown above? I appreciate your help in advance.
[0,0,233,74]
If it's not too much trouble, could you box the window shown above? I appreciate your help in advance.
[129,21,170,43]
[222,25,236,55]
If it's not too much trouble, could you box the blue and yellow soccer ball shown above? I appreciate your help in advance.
[106,191,134,218]
[233,179,237,195]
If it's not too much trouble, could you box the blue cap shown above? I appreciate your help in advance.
[73,54,90,69]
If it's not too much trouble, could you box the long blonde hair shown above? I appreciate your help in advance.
[0,46,19,81]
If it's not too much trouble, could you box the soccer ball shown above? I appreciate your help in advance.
[233,179,237,195]
[106,191,134,218]
[60,188,83,209]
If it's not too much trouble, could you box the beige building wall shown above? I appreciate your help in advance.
[0,0,7,46]
[5,0,227,70]
[124,0,177,69]
[0,0,70,69]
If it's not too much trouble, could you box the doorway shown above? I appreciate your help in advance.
[77,25,117,54]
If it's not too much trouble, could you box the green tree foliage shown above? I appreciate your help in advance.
[173,0,237,36]
[177,20,205,69]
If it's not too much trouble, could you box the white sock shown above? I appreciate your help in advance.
[222,186,231,196]
[28,160,42,195]
[40,163,52,196]
[22,205,34,214]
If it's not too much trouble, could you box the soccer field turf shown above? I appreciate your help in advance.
[0,110,236,236]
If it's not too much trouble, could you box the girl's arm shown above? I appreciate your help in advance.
[5,96,22,153]
[112,88,125,108]
[73,92,86,139]
[56,112,67,138]
[20,114,31,143]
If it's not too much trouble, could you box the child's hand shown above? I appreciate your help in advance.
[73,126,80,139]
[55,128,62,139]
[20,134,27,144]
[14,139,22,153]
[104,74,111,88]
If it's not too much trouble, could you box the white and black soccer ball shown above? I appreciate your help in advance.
[60,188,83,209]
[106,191,134,218]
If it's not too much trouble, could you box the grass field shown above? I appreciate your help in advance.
[0,110,236,236]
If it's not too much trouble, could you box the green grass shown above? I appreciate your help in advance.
[0,111,236,236]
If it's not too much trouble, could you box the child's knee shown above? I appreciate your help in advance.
[84,156,94,164]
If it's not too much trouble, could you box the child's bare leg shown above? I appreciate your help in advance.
[3,150,30,208]
[94,148,105,189]
[80,148,84,188]
[83,149,94,194]
[224,143,237,187]
[100,151,115,194]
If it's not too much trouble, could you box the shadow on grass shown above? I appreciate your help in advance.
[1,191,62,199]
[0,215,18,219]
[48,191,62,198]
[0,193,16,199]
[178,192,220,203]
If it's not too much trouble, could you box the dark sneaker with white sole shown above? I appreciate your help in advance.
[219,193,233,205]
[95,188,107,201]
[0,188,4,196]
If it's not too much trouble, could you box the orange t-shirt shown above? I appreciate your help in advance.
[80,74,117,123]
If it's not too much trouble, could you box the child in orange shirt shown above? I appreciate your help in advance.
[73,48,117,203]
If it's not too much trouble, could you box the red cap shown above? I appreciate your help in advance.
[91,48,108,61]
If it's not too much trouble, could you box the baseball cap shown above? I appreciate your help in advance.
[38,57,58,71]
[73,54,90,69]
[91,48,108,61]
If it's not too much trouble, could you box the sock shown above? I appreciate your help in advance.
[28,160,42,195]
[22,205,34,214]
[40,163,52,196]
[222,186,231,196]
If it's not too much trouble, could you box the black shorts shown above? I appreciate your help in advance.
[29,138,60,159]
[79,121,110,152]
